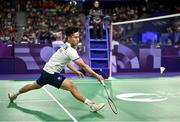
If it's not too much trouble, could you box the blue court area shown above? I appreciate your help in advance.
[1,74,180,122]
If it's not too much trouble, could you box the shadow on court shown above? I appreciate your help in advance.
[78,112,104,120]
[7,102,65,121]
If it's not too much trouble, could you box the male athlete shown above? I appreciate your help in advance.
[8,27,105,112]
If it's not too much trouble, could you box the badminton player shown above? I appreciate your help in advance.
[8,27,105,112]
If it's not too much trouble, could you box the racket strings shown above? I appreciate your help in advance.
[108,99,118,114]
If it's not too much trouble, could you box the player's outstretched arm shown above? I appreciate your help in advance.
[67,63,84,78]
[74,58,104,82]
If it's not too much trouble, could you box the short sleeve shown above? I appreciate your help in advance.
[66,48,80,61]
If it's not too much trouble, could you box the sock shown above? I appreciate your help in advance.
[84,98,93,106]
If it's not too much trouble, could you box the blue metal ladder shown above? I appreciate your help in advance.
[85,17,110,78]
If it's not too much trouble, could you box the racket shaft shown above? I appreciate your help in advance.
[104,86,111,98]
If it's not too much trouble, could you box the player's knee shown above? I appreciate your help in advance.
[69,83,77,92]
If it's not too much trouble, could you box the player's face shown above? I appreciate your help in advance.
[94,1,99,8]
[69,32,79,47]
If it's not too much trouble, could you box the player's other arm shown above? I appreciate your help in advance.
[67,63,84,78]
[74,58,104,82]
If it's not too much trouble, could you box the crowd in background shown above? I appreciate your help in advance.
[0,0,17,43]
[0,0,179,46]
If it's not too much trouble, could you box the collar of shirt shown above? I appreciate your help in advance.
[65,42,71,47]
[65,42,77,49]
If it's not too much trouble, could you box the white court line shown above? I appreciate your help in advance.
[0,85,22,87]
[0,99,54,103]
[43,87,78,122]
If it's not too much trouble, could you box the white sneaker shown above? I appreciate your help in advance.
[8,93,17,102]
[89,102,105,112]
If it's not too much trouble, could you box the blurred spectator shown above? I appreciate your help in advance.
[52,31,65,51]
[21,34,30,44]
[36,24,54,44]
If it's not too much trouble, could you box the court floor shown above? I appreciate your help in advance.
[0,75,180,122]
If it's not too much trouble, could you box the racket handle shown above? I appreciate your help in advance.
[100,80,105,86]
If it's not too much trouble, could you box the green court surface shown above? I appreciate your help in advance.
[1,76,180,122]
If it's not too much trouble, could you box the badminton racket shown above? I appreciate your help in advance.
[101,80,118,114]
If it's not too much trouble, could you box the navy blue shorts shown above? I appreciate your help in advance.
[36,70,66,89]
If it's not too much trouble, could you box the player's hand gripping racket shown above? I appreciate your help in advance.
[101,80,118,114]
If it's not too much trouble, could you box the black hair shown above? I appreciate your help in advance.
[94,0,99,3]
[65,27,79,37]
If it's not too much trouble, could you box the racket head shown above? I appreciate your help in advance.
[107,98,118,114]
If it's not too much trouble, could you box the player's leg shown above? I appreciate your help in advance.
[19,82,42,93]
[8,70,47,102]
[60,78,105,112]
[8,82,42,102]
[60,79,85,102]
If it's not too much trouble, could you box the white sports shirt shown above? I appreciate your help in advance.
[43,42,80,74]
